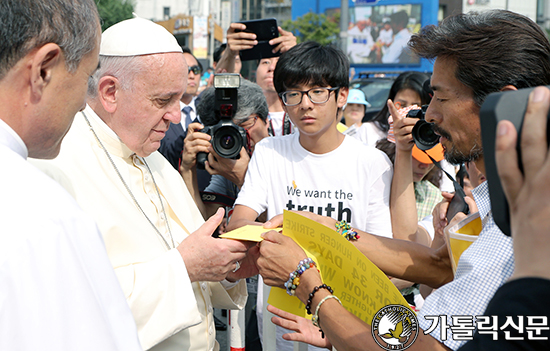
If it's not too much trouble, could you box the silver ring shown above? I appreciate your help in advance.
[233,261,241,272]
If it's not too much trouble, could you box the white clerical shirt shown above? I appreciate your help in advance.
[0,119,142,351]
[32,106,247,351]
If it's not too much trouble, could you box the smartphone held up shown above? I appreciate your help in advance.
[236,18,280,61]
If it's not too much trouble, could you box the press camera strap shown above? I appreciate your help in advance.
[423,151,470,219]
[268,113,292,136]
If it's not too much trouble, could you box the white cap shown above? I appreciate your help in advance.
[100,17,183,56]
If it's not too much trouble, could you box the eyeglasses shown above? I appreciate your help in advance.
[279,87,339,106]
[188,65,202,75]
[238,116,258,130]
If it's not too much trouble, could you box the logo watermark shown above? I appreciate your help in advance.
[372,304,419,350]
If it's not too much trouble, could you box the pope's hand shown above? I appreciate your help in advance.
[178,208,252,282]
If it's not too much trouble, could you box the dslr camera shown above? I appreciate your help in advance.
[197,74,247,170]
[408,105,469,220]
[407,105,440,151]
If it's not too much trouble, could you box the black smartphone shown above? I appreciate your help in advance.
[479,86,550,236]
[236,18,280,61]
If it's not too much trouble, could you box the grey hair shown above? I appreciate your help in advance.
[87,55,164,98]
[197,79,269,127]
[0,0,100,81]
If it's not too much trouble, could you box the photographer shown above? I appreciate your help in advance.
[217,21,297,136]
[180,79,269,220]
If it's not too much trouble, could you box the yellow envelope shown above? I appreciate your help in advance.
[267,211,413,325]
[220,225,272,242]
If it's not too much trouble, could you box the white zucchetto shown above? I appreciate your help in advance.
[100,17,182,56]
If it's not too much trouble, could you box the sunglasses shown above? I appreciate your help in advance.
[188,65,202,75]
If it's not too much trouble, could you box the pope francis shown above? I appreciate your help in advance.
[32,17,252,351]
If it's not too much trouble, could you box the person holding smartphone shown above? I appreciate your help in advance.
[217,21,297,136]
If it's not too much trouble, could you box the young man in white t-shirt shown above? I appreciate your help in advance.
[227,41,393,351]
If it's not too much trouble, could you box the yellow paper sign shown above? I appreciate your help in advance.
[220,225,271,242]
[268,211,412,324]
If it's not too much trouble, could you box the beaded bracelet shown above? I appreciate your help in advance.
[335,220,360,241]
[306,284,333,315]
[312,295,342,338]
[284,258,318,296]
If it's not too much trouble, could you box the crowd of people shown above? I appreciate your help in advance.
[1,1,550,350]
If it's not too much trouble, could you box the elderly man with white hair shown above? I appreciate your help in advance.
[33,18,251,351]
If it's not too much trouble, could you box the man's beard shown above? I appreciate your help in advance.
[433,124,483,165]
[444,142,483,165]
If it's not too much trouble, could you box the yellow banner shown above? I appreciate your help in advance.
[268,210,413,324]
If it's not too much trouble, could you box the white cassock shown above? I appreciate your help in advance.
[0,119,142,351]
[32,106,247,351]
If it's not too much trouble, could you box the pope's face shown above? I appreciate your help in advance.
[113,52,187,157]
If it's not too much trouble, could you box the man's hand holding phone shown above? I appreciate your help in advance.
[226,22,258,53]
[269,27,296,54]
[226,19,296,61]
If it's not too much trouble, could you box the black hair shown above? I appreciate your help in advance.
[409,10,550,106]
[181,46,203,73]
[273,41,349,94]
[213,43,227,64]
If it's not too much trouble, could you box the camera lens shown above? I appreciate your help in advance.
[412,120,440,151]
[220,135,235,149]
[212,125,243,159]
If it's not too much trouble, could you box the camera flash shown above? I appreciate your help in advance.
[214,74,241,89]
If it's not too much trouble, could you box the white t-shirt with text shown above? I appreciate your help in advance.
[236,132,393,236]
[235,132,393,351]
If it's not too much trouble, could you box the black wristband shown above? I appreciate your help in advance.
[306,284,333,315]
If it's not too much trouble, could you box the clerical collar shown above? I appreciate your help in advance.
[82,105,134,159]
[84,105,121,141]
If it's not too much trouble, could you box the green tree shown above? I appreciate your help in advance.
[282,11,340,46]
[95,0,135,31]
